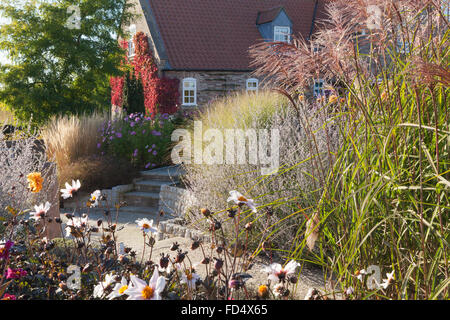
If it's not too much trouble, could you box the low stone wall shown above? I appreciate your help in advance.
[157,217,211,243]
[62,184,134,210]
[158,184,198,216]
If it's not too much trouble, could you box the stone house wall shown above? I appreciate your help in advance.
[162,70,257,107]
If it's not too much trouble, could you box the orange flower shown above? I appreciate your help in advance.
[27,172,43,193]
[328,94,338,104]
[258,285,269,299]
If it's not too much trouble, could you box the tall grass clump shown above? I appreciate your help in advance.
[250,0,449,299]
[181,90,340,252]
[42,112,138,191]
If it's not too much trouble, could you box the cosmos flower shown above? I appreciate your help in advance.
[65,215,89,237]
[5,268,27,279]
[1,293,16,300]
[378,270,395,290]
[89,190,101,208]
[107,277,130,300]
[181,270,201,290]
[60,180,81,199]
[0,240,14,260]
[27,172,43,193]
[93,273,116,298]
[227,190,257,213]
[135,218,158,234]
[263,260,300,283]
[124,271,165,300]
[29,202,51,221]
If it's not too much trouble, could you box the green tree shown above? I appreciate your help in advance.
[0,0,136,124]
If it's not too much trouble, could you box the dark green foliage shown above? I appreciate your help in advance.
[122,71,145,115]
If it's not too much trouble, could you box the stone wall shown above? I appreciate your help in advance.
[158,184,198,217]
[162,70,255,107]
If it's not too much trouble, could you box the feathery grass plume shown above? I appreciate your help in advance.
[250,0,449,299]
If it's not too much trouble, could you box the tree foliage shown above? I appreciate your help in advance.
[0,0,136,124]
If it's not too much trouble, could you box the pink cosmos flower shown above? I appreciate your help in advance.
[0,240,14,260]
[5,267,27,279]
[1,293,16,300]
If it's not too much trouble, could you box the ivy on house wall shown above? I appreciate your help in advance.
[110,32,180,116]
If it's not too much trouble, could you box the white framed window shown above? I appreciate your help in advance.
[274,26,291,43]
[128,24,136,57]
[313,79,324,97]
[182,78,197,106]
[246,78,259,92]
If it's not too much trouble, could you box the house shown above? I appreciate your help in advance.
[126,0,328,108]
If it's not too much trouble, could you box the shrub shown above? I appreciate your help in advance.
[180,91,340,251]
[99,112,176,170]
[0,124,57,219]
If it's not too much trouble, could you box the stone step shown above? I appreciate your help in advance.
[139,165,184,181]
[123,191,160,207]
[118,205,159,215]
[134,180,175,192]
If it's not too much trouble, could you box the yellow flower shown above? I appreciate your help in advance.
[298,95,304,102]
[328,94,338,104]
[27,172,43,193]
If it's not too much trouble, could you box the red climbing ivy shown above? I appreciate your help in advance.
[110,32,180,115]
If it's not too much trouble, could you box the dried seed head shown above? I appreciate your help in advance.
[175,250,187,264]
[214,258,224,271]
[201,208,211,218]
[244,222,253,231]
[159,253,169,269]
[201,257,210,264]
[191,240,201,251]
[170,242,180,251]
[227,208,237,218]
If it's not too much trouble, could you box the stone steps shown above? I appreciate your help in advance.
[121,165,183,216]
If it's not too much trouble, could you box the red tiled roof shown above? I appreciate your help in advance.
[148,0,324,71]
[257,6,284,25]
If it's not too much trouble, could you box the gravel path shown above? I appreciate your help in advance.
[60,208,326,300]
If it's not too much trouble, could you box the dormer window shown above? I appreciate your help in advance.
[128,24,136,58]
[246,78,259,92]
[274,26,291,43]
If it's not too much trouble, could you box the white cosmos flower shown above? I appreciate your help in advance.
[135,218,158,234]
[89,190,101,207]
[263,260,300,283]
[93,273,116,298]
[227,190,257,213]
[29,202,51,221]
[65,215,89,237]
[181,270,201,289]
[273,283,284,297]
[107,276,130,300]
[124,270,165,300]
[378,270,395,290]
[355,269,367,282]
[60,180,81,199]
